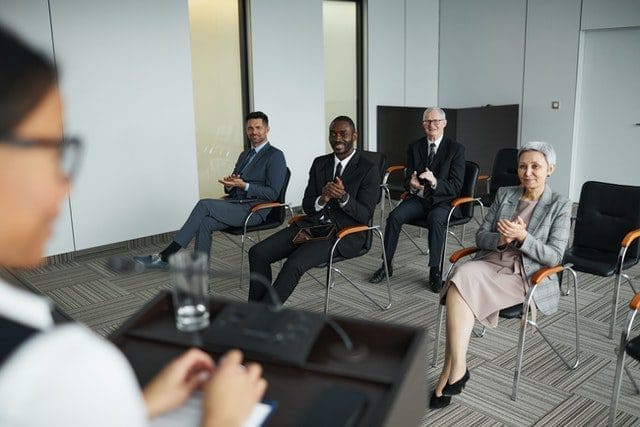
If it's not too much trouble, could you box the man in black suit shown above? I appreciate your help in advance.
[248,116,380,305]
[135,111,287,269]
[369,107,465,292]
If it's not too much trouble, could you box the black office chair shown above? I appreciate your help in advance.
[222,168,293,285]
[609,290,640,426]
[401,161,483,275]
[432,247,580,401]
[563,181,640,338]
[290,151,391,314]
[478,148,519,206]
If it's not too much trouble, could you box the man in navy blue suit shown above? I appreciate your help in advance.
[136,111,287,269]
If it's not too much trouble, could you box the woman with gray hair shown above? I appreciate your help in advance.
[429,141,571,408]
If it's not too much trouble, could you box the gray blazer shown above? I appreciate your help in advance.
[475,185,572,315]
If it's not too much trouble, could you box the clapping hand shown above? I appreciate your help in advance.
[418,168,437,187]
[218,173,246,189]
[320,177,346,204]
[409,171,422,190]
[497,216,528,245]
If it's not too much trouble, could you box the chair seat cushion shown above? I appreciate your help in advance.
[626,335,640,361]
[564,246,639,277]
[499,304,523,319]
[223,221,282,235]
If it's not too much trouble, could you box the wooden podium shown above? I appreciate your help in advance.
[111,291,427,426]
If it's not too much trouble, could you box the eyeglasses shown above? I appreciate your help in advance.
[423,119,444,125]
[0,135,84,181]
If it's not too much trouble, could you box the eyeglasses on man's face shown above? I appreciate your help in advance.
[0,135,84,181]
[423,119,445,125]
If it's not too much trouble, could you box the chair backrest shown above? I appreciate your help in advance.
[574,181,640,259]
[359,150,387,204]
[452,161,480,220]
[265,167,292,224]
[490,148,519,194]
[357,150,387,251]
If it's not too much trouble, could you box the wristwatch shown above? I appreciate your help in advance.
[339,193,349,204]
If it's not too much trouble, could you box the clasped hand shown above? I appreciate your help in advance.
[218,173,246,189]
[409,170,436,190]
[497,216,527,245]
[320,177,346,205]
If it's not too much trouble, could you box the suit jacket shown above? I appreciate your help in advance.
[225,143,287,221]
[404,136,465,206]
[475,185,572,315]
[300,151,380,258]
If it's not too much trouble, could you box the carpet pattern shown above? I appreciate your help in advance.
[5,207,640,426]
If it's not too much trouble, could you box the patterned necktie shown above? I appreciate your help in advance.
[238,148,256,174]
[334,162,343,180]
[428,143,436,168]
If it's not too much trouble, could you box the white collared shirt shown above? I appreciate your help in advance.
[0,279,147,427]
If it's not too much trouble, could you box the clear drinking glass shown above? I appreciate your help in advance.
[169,251,210,331]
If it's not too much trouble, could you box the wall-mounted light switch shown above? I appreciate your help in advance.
[551,101,560,109]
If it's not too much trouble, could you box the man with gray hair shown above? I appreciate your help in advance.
[370,107,465,292]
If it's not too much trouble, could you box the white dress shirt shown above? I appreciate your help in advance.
[0,279,147,427]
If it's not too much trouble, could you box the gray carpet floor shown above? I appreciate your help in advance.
[5,206,640,426]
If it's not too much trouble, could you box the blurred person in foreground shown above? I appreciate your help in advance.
[0,27,266,426]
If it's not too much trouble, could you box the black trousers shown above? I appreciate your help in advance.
[383,196,449,268]
[248,226,334,304]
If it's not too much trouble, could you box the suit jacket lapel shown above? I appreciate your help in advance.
[322,154,335,186]
[527,185,552,234]
[250,142,271,165]
[498,186,523,221]
[339,150,360,183]
[431,138,449,172]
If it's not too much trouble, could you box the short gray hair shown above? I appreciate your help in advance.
[423,107,446,120]
[518,141,557,166]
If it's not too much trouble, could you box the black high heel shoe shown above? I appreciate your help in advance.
[428,391,451,409]
[442,369,470,396]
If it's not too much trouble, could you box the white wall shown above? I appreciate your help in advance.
[520,0,582,196]
[581,0,640,30]
[3,1,200,253]
[249,0,326,205]
[438,0,526,108]
[0,1,76,256]
[367,0,439,150]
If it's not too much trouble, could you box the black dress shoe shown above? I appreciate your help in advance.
[428,391,451,409]
[442,369,470,396]
[369,265,393,283]
[429,268,442,293]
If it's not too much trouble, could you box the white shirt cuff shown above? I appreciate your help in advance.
[314,196,326,212]
[338,193,350,207]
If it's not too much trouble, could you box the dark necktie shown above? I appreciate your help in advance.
[238,148,256,174]
[334,162,343,180]
[428,143,436,168]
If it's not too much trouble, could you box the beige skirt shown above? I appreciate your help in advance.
[440,257,528,328]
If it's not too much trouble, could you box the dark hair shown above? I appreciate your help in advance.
[245,111,269,126]
[330,115,356,133]
[0,27,57,138]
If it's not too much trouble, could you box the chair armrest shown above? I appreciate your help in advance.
[250,202,288,213]
[531,264,566,286]
[288,214,307,225]
[478,175,490,182]
[449,246,480,263]
[629,292,640,311]
[622,228,640,248]
[382,165,406,186]
[451,196,479,208]
[337,225,370,239]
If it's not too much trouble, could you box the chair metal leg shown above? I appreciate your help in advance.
[473,325,486,338]
[624,365,640,394]
[610,272,624,339]
[609,309,638,426]
[513,267,580,401]
[324,227,392,314]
